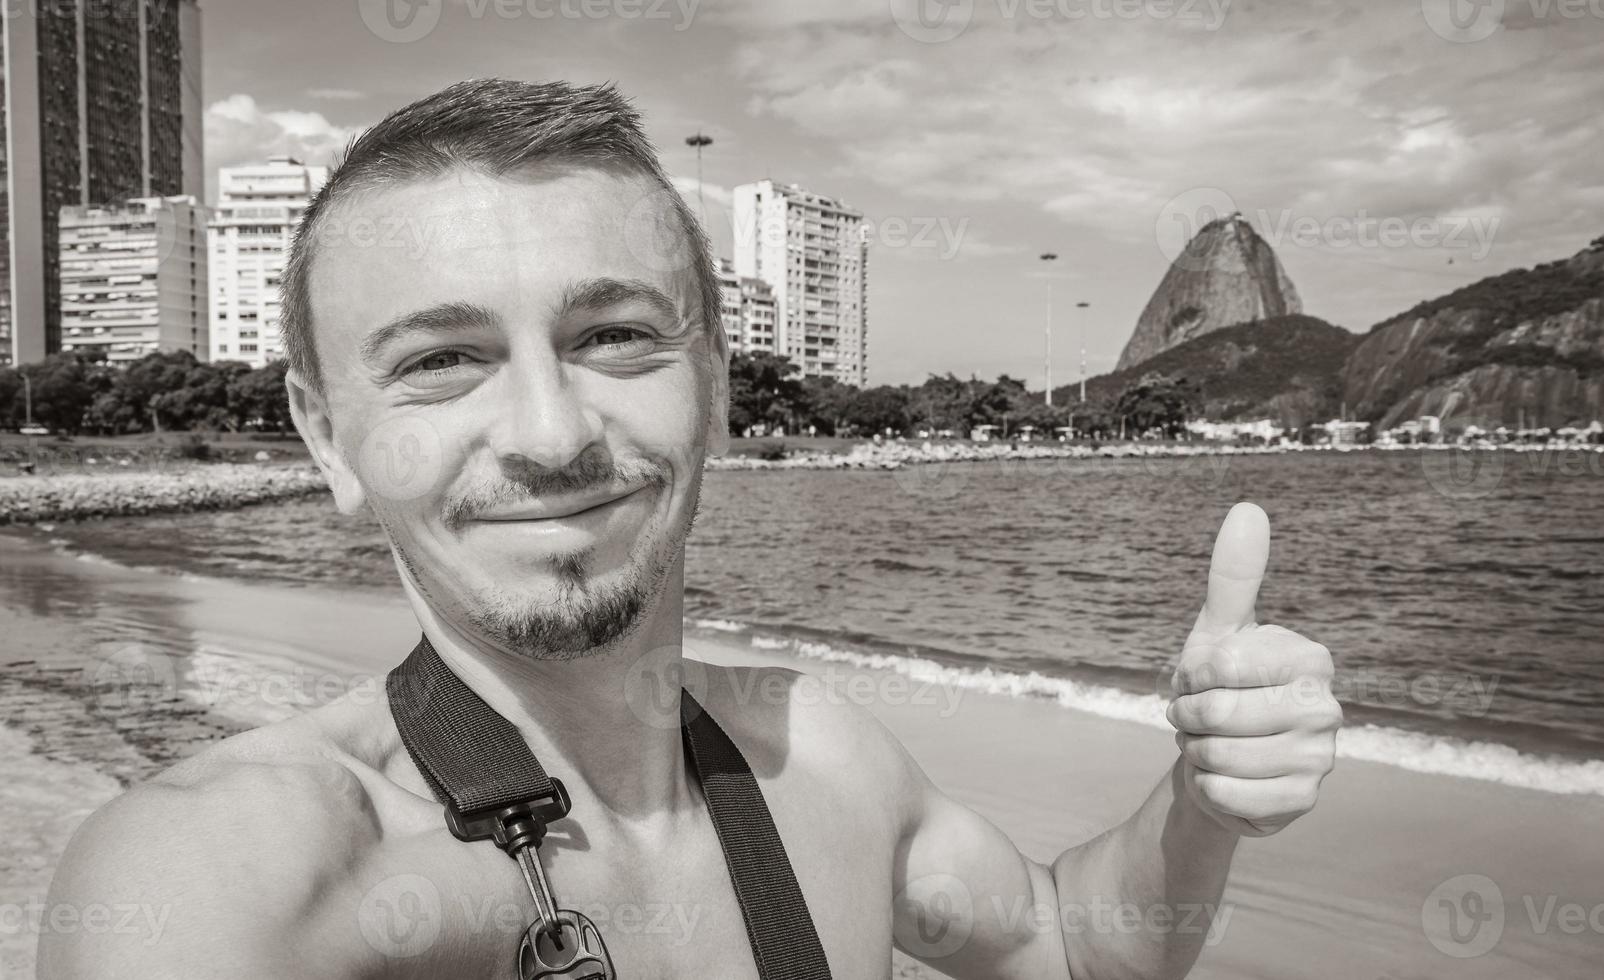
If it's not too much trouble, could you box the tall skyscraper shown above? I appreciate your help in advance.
[58,195,208,362]
[733,179,868,386]
[2,0,204,365]
[209,157,328,367]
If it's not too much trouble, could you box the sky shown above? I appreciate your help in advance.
[200,0,1604,387]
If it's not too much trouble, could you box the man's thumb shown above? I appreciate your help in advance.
[1193,501,1271,640]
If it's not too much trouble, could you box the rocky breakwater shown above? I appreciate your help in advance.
[707,439,1286,471]
[0,463,329,525]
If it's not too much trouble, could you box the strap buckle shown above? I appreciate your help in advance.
[445,777,571,855]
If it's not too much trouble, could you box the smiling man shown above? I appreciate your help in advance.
[40,79,1340,980]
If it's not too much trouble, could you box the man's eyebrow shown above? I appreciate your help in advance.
[360,301,502,364]
[554,277,683,328]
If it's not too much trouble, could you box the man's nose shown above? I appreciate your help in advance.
[487,352,603,472]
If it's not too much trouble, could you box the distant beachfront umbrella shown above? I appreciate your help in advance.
[686,132,714,226]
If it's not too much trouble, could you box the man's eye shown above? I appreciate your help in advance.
[408,350,466,374]
[587,326,648,347]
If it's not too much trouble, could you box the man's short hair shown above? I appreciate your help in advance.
[279,77,723,393]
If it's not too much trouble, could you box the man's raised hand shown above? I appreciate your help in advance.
[1166,502,1341,837]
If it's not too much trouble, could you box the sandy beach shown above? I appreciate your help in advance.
[2,531,1601,978]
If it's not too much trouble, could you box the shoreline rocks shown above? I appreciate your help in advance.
[0,463,328,525]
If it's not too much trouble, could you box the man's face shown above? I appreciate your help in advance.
[298,164,725,657]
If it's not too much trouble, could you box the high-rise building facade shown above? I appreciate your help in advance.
[733,179,868,386]
[715,257,777,356]
[2,0,204,365]
[209,157,327,366]
[58,194,208,362]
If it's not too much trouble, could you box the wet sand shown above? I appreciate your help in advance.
[1,532,1601,978]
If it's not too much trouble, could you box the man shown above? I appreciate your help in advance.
[40,79,1340,979]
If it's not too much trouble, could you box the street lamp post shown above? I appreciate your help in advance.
[685,132,713,227]
[1040,253,1057,406]
[1075,301,1091,403]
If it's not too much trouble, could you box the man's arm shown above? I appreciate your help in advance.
[888,503,1340,979]
[36,757,374,979]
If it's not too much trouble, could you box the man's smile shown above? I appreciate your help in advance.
[461,484,647,537]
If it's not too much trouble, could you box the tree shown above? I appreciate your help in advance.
[230,360,293,433]
[844,385,911,436]
[727,351,806,435]
[1112,372,1202,438]
[18,354,101,434]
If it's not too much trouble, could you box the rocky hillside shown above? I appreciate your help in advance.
[1116,214,1303,370]
[1077,314,1357,427]
[1342,240,1604,429]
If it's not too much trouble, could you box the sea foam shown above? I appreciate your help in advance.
[690,621,1604,797]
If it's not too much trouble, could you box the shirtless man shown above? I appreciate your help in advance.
[39,79,1340,980]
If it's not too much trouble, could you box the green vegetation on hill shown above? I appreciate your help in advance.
[1368,245,1604,342]
[1076,315,1358,424]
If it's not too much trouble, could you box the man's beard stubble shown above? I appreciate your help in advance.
[386,445,703,660]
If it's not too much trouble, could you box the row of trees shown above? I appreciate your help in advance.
[0,348,1203,441]
[730,352,1202,440]
[0,351,293,435]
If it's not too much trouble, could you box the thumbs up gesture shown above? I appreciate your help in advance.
[1167,503,1342,837]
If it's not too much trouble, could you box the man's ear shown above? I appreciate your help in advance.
[286,368,368,515]
[705,331,731,457]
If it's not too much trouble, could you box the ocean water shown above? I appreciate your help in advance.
[17,448,1604,793]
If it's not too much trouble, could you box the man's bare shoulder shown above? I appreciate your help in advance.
[38,702,394,977]
[696,662,924,827]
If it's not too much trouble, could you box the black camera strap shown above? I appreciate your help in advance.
[386,634,834,979]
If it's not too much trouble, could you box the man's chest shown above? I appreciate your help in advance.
[333,783,898,979]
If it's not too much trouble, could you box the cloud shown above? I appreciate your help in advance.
[204,94,360,202]
[723,0,1604,286]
